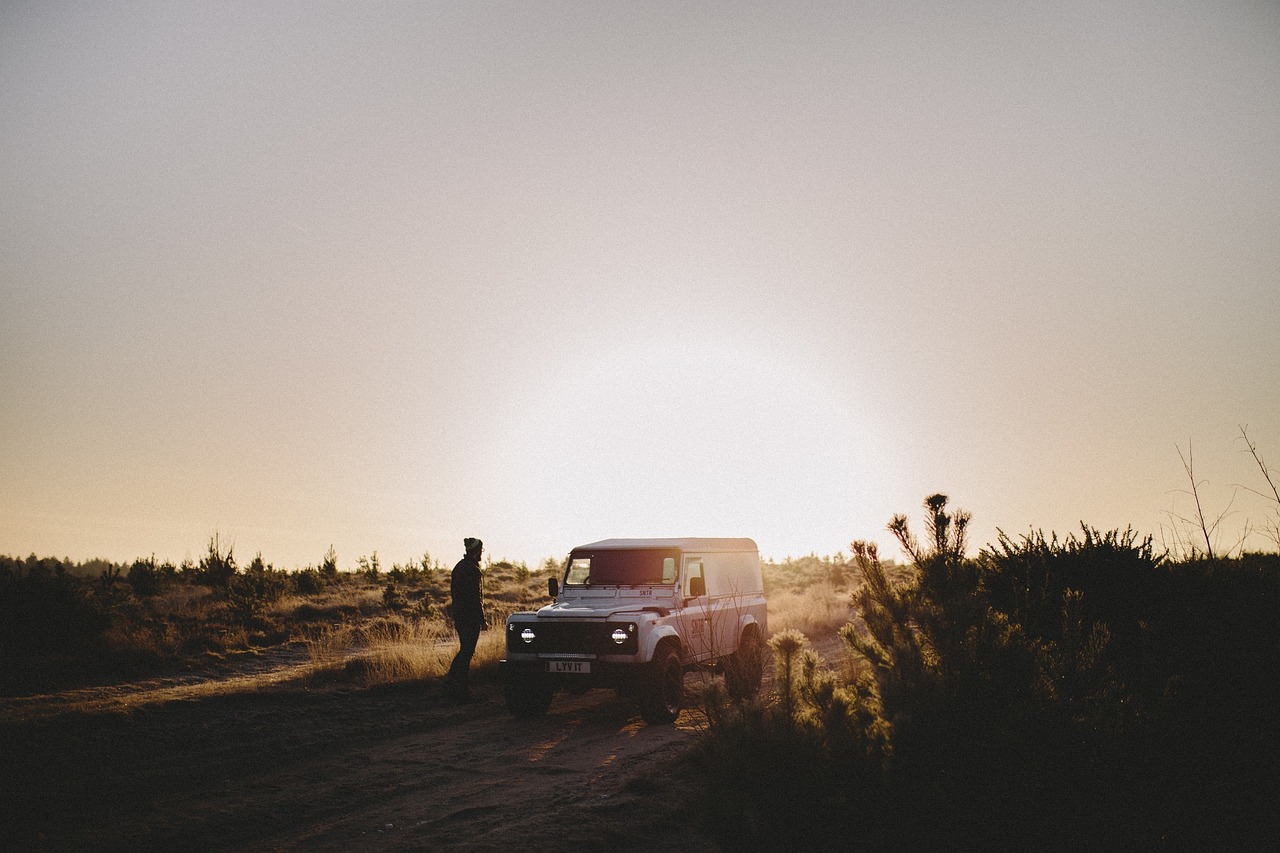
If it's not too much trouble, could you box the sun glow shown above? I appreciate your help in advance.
[484,328,892,559]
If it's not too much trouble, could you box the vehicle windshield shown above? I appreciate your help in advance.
[564,548,679,586]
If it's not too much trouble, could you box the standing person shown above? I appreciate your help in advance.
[444,537,486,703]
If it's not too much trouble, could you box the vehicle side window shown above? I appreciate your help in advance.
[662,557,676,584]
[684,559,703,597]
[565,558,591,585]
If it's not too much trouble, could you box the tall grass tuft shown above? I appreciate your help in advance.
[305,617,443,685]
[352,618,453,685]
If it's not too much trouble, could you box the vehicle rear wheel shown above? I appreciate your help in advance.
[503,668,555,718]
[725,627,764,700]
[639,643,684,724]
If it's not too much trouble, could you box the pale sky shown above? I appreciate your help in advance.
[3,1,1278,570]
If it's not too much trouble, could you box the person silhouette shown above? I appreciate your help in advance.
[443,537,487,702]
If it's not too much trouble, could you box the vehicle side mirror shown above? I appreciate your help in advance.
[688,576,706,598]
[548,578,559,599]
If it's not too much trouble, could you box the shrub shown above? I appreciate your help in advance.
[0,563,111,654]
[126,556,169,597]
[225,555,288,624]
[842,496,1067,848]
[292,567,325,596]
[695,630,889,851]
[382,581,406,611]
[411,590,439,620]
[979,525,1166,657]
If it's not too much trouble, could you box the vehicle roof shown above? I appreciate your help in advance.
[572,537,758,553]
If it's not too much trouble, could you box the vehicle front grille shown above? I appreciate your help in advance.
[507,619,639,656]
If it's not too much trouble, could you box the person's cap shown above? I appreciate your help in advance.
[464,537,483,553]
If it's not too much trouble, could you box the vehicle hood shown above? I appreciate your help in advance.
[535,599,672,619]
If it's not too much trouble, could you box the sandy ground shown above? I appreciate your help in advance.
[2,669,723,852]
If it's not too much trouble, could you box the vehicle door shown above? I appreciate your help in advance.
[680,556,713,662]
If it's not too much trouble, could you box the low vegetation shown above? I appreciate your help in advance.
[0,542,548,694]
[693,495,1280,851]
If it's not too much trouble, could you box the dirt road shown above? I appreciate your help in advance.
[3,675,721,851]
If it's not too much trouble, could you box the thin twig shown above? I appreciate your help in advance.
[1239,424,1280,549]
[1177,441,1215,560]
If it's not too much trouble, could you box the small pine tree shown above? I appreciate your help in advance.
[198,534,237,587]
[383,581,406,611]
[419,551,438,582]
[357,552,381,582]
[320,545,338,581]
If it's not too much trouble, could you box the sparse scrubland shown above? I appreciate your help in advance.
[3,481,1279,850]
[1,537,873,698]
[0,542,549,695]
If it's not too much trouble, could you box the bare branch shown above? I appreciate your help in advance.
[1177,441,1215,560]
[1238,424,1280,550]
[1238,425,1280,506]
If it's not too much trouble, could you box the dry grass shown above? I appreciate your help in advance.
[472,626,510,673]
[766,580,856,640]
[302,611,515,688]
[351,620,453,684]
[272,586,385,624]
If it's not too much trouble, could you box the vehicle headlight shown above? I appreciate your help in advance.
[611,628,628,644]
[520,627,536,644]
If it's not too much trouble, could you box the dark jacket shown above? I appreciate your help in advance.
[450,555,484,625]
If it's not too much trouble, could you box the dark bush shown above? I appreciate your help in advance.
[980,525,1167,659]
[126,556,167,597]
[694,632,891,852]
[292,567,325,595]
[225,555,288,624]
[195,536,237,588]
[382,581,406,611]
[0,563,111,654]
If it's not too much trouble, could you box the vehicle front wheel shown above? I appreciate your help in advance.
[503,668,555,718]
[638,643,684,724]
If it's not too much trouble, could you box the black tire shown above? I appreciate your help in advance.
[504,668,554,718]
[724,627,764,700]
[639,642,684,724]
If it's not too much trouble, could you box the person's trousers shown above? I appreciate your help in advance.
[445,620,482,695]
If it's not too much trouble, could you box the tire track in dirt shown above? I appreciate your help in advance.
[4,675,719,852]
[260,685,716,851]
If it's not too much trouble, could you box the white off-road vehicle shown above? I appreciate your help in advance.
[501,538,767,724]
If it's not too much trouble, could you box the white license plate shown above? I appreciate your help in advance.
[547,660,591,674]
